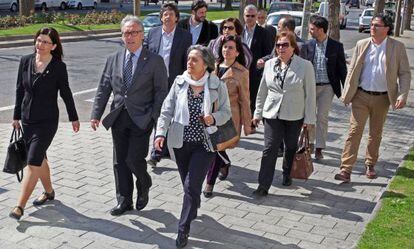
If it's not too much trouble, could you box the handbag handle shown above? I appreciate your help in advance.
[298,127,310,148]
[10,127,24,143]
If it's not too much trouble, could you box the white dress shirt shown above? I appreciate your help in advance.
[159,27,176,77]
[189,18,202,45]
[124,46,142,73]
[359,38,388,92]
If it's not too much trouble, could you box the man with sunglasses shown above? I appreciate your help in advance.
[335,14,411,183]
[243,4,273,113]
[301,15,347,160]
[178,0,218,46]
[91,15,168,215]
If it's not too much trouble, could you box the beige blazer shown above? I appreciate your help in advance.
[254,54,316,125]
[341,37,411,106]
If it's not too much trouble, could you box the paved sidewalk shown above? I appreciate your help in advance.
[0,97,413,248]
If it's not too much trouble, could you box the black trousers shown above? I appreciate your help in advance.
[111,109,153,205]
[258,117,303,190]
[174,142,215,234]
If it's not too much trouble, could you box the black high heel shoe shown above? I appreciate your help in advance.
[33,190,55,206]
[218,164,230,181]
[9,206,24,220]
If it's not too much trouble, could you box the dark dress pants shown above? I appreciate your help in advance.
[174,142,215,234]
[111,109,153,205]
[206,151,230,185]
[258,117,303,190]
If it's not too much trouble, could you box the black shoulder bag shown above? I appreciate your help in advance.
[3,128,27,182]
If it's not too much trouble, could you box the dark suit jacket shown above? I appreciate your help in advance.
[264,24,277,44]
[246,24,273,93]
[13,54,78,122]
[144,26,192,88]
[91,47,168,130]
[301,37,347,98]
[177,18,218,46]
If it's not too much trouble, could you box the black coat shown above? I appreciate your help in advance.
[144,26,192,88]
[177,18,218,46]
[13,54,78,122]
[301,38,347,98]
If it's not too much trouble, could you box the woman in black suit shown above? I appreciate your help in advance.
[9,27,80,220]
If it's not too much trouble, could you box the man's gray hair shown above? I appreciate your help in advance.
[187,45,215,73]
[120,15,144,30]
[244,4,258,12]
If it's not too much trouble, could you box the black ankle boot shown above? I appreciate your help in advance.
[282,175,292,186]
[176,232,189,248]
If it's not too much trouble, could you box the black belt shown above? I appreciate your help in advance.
[316,83,330,86]
[358,87,388,96]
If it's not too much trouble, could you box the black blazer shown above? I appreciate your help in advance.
[301,38,347,98]
[264,24,277,44]
[247,24,273,91]
[91,48,168,130]
[177,18,218,46]
[13,54,78,122]
[144,26,192,88]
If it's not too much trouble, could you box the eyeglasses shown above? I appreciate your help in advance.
[122,30,143,37]
[370,23,386,28]
[245,15,256,18]
[223,26,235,31]
[275,42,290,49]
[36,38,53,45]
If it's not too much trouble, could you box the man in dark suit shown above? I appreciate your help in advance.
[144,3,192,168]
[257,8,276,43]
[90,15,168,216]
[301,15,347,159]
[177,0,218,46]
[242,4,273,113]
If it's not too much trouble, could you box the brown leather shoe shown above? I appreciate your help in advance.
[365,165,377,179]
[315,148,324,160]
[334,171,351,183]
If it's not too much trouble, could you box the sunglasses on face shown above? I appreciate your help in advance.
[275,42,290,49]
[245,15,256,18]
[223,26,235,31]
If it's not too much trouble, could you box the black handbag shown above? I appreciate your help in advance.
[3,128,27,182]
[207,118,240,151]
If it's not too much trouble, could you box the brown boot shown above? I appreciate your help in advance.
[315,148,324,160]
[365,165,377,179]
[334,170,351,183]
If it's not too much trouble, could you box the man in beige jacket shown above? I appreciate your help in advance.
[335,14,411,183]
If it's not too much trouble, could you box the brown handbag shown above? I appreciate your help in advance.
[290,128,314,179]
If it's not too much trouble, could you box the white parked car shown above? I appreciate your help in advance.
[266,11,303,38]
[317,2,348,29]
[0,0,18,12]
[68,0,97,9]
[359,8,374,32]
[35,0,68,10]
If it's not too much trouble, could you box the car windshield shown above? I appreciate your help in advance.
[267,15,302,27]
[142,16,161,27]
[364,10,374,17]
[269,3,303,13]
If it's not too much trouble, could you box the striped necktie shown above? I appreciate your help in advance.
[123,53,134,90]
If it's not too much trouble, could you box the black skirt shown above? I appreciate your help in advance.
[22,120,58,166]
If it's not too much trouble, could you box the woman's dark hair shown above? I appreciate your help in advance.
[216,35,246,72]
[191,0,208,11]
[160,3,180,22]
[309,15,328,33]
[34,27,63,61]
[275,32,300,56]
[219,18,243,36]
[373,13,394,36]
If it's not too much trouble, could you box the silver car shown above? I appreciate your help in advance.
[359,8,374,33]
[0,0,18,12]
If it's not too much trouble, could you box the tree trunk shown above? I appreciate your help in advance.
[20,0,35,16]
[224,0,232,10]
[258,0,263,9]
[328,0,340,41]
[301,0,312,40]
[133,0,141,17]
[404,0,413,30]
[394,0,403,36]
[374,0,386,16]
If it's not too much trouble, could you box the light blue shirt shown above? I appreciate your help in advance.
[124,46,142,73]
[313,38,329,84]
[359,38,388,92]
[159,27,176,76]
[243,25,256,48]
[189,18,203,45]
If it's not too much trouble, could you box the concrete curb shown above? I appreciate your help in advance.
[0,29,120,48]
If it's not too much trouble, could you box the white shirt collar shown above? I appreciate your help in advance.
[371,37,388,49]
[162,25,177,36]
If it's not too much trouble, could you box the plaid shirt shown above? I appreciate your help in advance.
[313,39,329,84]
